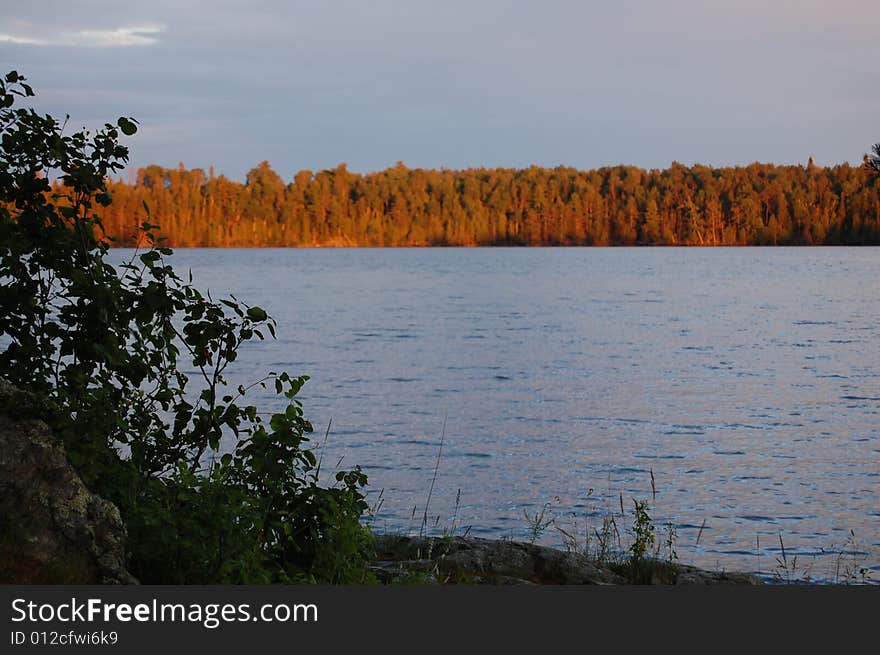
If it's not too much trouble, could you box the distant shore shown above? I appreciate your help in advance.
[92,161,880,248]
[105,242,880,249]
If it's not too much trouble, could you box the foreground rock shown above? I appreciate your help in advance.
[0,380,137,584]
[372,535,762,585]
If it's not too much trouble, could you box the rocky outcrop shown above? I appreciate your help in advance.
[0,380,137,584]
[371,535,762,585]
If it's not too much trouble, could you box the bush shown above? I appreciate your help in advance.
[0,71,374,583]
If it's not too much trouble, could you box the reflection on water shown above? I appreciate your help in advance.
[115,247,880,579]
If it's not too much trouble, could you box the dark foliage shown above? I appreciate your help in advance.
[867,143,880,176]
[0,71,373,583]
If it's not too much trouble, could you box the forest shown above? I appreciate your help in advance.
[94,159,880,247]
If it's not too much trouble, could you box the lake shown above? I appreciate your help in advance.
[118,247,880,580]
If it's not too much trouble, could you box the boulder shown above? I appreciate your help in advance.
[372,535,627,584]
[0,380,137,584]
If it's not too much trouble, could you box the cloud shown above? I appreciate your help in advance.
[0,34,49,46]
[0,25,165,48]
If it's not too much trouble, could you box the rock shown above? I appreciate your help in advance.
[371,534,762,585]
[372,535,627,584]
[0,380,137,584]
[673,565,762,585]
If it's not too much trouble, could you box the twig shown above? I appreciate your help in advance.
[420,412,447,538]
[315,418,332,483]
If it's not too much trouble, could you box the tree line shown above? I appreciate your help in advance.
[94,159,880,247]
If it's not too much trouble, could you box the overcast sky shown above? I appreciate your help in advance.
[2,0,878,180]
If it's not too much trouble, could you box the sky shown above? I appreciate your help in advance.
[2,0,878,181]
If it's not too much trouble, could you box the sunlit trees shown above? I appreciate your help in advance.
[91,158,880,248]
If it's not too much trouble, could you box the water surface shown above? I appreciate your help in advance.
[120,247,879,580]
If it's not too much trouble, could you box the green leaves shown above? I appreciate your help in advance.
[117,116,138,136]
[0,69,373,585]
[1,71,27,107]
[140,250,160,264]
[246,305,267,321]
[629,499,656,563]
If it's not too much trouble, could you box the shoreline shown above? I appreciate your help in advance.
[103,243,880,249]
[369,534,764,585]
